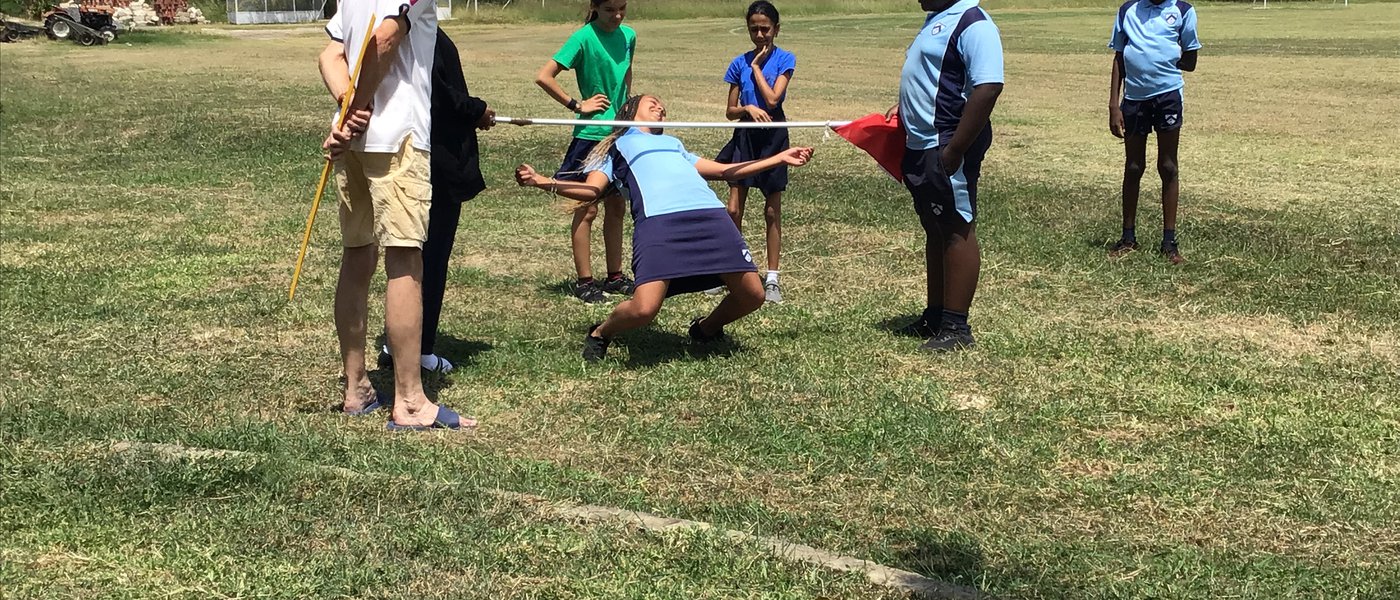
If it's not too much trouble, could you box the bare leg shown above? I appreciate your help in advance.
[570,203,599,279]
[602,193,625,275]
[1157,128,1181,232]
[1121,134,1149,231]
[336,244,378,412]
[384,246,473,428]
[695,271,765,336]
[727,186,748,229]
[919,209,946,316]
[594,280,668,339]
[942,222,980,313]
[763,191,782,273]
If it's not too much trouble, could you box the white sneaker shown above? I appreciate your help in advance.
[764,281,783,303]
[703,286,725,296]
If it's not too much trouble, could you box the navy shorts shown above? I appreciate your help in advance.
[900,126,992,228]
[1121,89,1184,137]
[555,137,600,182]
[716,120,790,196]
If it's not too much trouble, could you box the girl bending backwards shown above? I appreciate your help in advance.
[515,95,814,362]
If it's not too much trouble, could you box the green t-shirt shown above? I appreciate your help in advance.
[552,23,636,141]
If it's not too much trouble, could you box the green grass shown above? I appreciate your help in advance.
[450,0,1134,23]
[3,3,1399,599]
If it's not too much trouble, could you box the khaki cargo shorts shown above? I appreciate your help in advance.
[335,136,431,249]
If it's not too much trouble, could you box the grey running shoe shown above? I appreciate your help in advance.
[764,281,783,303]
[599,274,636,295]
[920,327,975,352]
[574,280,607,304]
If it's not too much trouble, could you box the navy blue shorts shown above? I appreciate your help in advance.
[900,126,992,228]
[554,137,599,182]
[632,208,756,297]
[1121,89,1184,137]
[716,122,790,196]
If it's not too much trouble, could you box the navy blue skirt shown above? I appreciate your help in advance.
[633,208,756,297]
[716,120,790,195]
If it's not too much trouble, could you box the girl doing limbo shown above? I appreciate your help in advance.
[514,95,814,362]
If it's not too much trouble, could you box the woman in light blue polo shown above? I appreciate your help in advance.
[515,95,815,362]
[885,0,1004,353]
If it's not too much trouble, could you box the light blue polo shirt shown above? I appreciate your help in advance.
[592,129,725,222]
[1109,0,1202,101]
[898,0,1004,151]
[725,47,797,115]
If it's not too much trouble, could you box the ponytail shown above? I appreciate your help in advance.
[585,0,602,23]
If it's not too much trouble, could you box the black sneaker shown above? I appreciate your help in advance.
[895,316,940,338]
[920,327,975,352]
[688,316,725,343]
[1160,241,1184,265]
[573,280,607,304]
[1108,238,1139,258]
[599,274,636,295]
[582,323,610,362]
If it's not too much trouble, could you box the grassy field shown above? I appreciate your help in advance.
[3,2,1399,599]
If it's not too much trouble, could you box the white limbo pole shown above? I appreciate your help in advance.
[494,116,853,129]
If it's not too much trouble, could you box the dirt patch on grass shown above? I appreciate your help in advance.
[1134,312,1400,367]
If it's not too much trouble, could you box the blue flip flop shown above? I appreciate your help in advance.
[385,405,474,431]
[343,391,389,417]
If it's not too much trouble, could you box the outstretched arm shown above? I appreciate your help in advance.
[515,165,610,203]
[693,147,813,182]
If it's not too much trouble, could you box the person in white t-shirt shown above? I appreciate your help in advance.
[318,0,475,431]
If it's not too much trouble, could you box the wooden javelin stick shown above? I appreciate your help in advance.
[289,13,378,301]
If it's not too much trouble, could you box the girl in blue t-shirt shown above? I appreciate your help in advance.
[716,1,796,304]
[514,95,814,362]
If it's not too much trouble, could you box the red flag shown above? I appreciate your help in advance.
[833,113,906,183]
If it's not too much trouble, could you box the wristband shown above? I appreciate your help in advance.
[567,98,580,113]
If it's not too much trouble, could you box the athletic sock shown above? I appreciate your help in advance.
[1162,229,1177,245]
[922,305,944,325]
[941,309,970,332]
[606,271,624,281]
[1122,227,1137,243]
[765,271,779,285]
[576,276,595,286]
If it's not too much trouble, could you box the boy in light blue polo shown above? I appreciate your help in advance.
[1108,0,1201,264]
[888,0,1004,353]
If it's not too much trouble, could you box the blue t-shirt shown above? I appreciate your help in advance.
[724,47,796,117]
[898,0,1004,151]
[592,129,725,222]
[1109,0,1201,101]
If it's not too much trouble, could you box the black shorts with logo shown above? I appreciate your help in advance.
[1121,89,1184,136]
[900,125,992,228]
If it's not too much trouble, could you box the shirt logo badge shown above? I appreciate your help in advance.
[1165,14,1178,26]
[931,22,945,35]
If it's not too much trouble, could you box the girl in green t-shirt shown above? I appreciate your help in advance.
[535,0,636,304]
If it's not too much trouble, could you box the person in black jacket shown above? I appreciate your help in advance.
[382,28,495,374]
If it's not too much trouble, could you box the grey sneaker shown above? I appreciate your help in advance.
[573,280,607,304]
[764,281,783,303]
[920,327,975,352]
[703,286,725,296]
